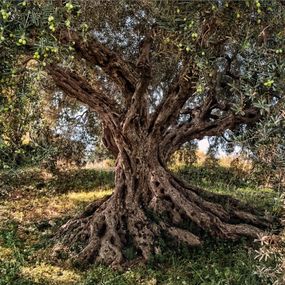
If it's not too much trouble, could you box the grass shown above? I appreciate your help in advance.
[0,164,282,285]
[175,164,282,216]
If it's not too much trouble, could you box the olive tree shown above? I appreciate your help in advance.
[0,0,284,266]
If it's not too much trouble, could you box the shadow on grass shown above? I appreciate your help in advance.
[0,165,281,285]
[0,167,114,200]
[175,165,281,215]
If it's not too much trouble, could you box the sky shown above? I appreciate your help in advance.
[197,138,241,157]
[198,138,209,153]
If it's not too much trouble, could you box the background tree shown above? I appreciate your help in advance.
[0,61,102,171]
[237,111,285,190]
[0,0,284,266]
[0,66,49,168]
[169,141,198,167]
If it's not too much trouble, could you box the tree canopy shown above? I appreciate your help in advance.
[1,0,284,156]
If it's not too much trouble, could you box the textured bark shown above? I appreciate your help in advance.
[47,30,270,267]
[54,140,269,267]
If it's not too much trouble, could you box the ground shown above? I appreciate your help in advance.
[0,162,282,285]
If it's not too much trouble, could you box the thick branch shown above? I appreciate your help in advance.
[58,30,138,107]
[102,125,119,157]
[149,65,196,135]
[161,107,260,158]
[122,30,153,135]
[47,64,121,129]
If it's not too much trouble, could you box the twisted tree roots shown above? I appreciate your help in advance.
[54,167,270,267]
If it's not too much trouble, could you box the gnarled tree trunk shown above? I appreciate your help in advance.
[56,132,269,267]
[47,29,270,267]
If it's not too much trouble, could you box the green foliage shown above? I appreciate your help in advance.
[0,54,102,171]
[0,1,89,170]
[237,118,285,190]
[0,82,48,169]
[170,142,198,166]
[1,0,284,173]
[0,223,33,285]
[156,0,285,173]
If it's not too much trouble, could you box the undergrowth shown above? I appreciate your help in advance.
[0,164,282,285]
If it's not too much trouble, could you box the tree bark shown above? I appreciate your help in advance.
[55,136,269,267]
[48,31,270,268]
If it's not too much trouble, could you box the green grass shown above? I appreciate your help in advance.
[176,164,282,215]
[82,238,273,285]
[0,165,281,285]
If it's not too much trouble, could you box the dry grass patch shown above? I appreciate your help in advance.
[21,263,81,284]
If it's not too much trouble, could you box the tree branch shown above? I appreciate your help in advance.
[149,65,196,136]
[58,30,138,107]
[47,64,121,128]
[160,107,260,159]
[122,29,153,135]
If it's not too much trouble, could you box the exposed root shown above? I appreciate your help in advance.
[127,207,159,260]
[160,222,202,246]
[53,170,271,267]
[78,195,112,218]
[169,172,270,227]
